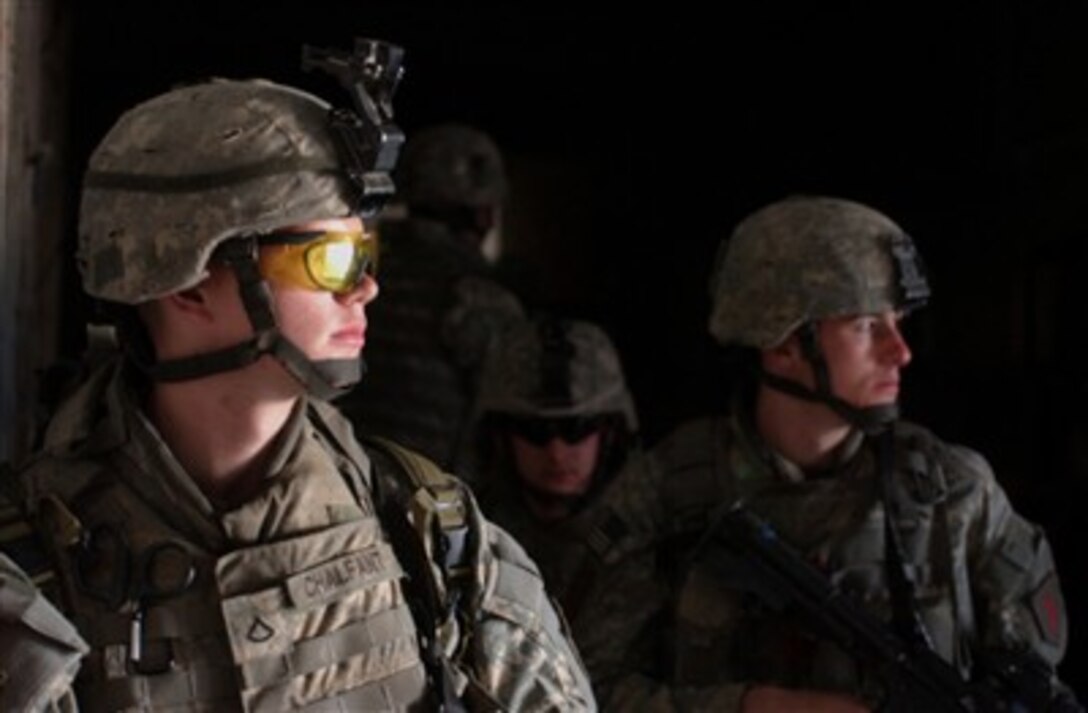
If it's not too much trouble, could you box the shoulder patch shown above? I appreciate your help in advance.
[1028,572,1065,647]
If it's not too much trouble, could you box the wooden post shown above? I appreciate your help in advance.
[0,0,70,464]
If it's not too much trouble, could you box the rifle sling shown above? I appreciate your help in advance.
[875,426,936,653]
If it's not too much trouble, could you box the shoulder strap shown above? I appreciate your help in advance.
[306,402,474,710]
[363,434,473,607]
[307,403,474,603]
[888,428,975,672]
[362,435,476,713]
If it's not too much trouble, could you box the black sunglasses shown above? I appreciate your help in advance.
[500,416,605,446]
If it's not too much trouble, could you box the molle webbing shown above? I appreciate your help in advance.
[237,605,417,690]
[87,656,238,712]
[308,405,474,711]
[44,400,431,710]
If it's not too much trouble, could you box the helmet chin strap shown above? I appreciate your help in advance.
[132,237,364,401]
[759,322,897,436]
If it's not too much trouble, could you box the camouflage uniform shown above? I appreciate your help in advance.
[574,197,1073,710]
[3,73,594,711]
[472,318,639,618]
[16,357,593,711]
[0,551,86,712]
[339,125,523,471]
[576,412,1069,709]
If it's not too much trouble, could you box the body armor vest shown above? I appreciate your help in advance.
[22,370,435,711]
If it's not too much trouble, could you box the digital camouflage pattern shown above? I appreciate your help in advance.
[0,552,86,713]
[475,318,638,431]
[707,195,928,348]
[15,359,595,711]
[396,124,507,210]
[78,79,355,304]
[573,411,1071,710]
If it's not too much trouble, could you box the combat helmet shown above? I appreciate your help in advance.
[707,195,929,431]
[396,124,506,211]
[477,317,637,432]
[77,40,405,398]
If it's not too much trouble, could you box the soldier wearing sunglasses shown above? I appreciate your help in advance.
[471,317,639,619]
[1,47,594,711]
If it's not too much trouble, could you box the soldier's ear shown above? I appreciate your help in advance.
[164,263,242,324]
[762,334,804,373]
[163,285,213,321]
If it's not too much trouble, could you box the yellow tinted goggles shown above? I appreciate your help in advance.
[257,230,378,293]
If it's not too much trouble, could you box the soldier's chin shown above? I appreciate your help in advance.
[857,392,898,410]
[521,475,592,499]
[541,474,593,497]
[871,384,901,401]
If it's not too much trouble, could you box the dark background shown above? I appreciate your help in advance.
[68,2,1087,686]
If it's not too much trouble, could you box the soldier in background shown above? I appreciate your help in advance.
[471,317,639,618]
[574,196,1077,711]
[339,124,524,471]
[1,66,594,710]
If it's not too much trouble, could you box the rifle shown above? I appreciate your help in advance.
[698,502,1082,712]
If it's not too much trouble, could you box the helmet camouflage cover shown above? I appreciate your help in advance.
[78,78,358,304]
[477,318,638,431]
[396,124,506,210]
[707,195,930,348]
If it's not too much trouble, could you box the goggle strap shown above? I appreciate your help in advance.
[257,231,327,246]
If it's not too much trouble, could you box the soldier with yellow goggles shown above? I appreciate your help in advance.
[258,229,378,293]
